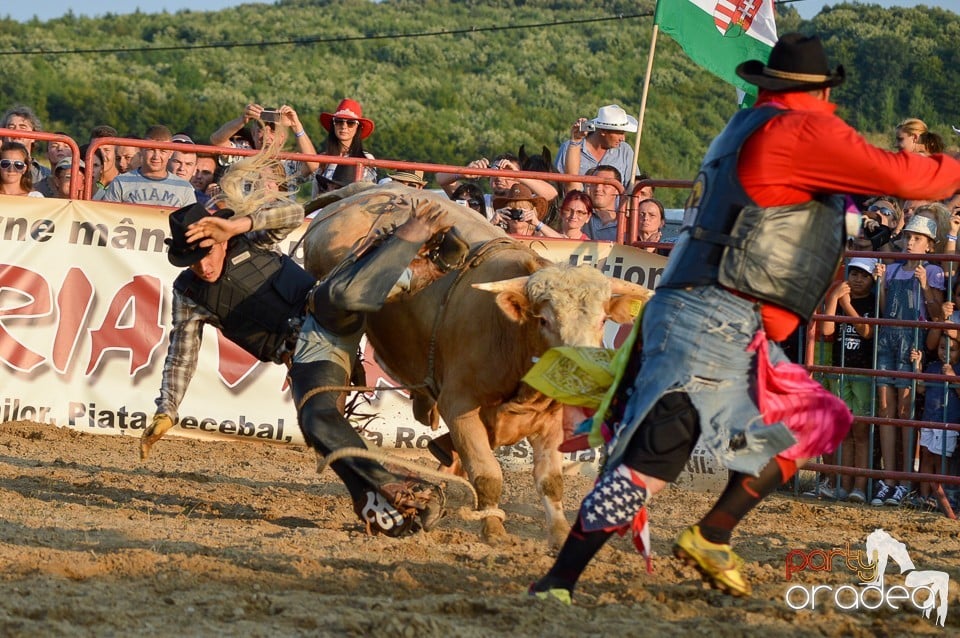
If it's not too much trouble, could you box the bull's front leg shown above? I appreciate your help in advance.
[527,410,568,549]
[443,406,510,545]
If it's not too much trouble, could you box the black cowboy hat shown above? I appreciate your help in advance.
[735,32,845,92]
[165,202,235,268]
[315,163,360,193]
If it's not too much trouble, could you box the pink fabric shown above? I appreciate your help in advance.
[749,331,852,459]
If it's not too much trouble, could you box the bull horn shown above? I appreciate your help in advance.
[472,276,530,294]
[609,277,653,299]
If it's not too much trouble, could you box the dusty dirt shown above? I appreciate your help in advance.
[0,420,957,638]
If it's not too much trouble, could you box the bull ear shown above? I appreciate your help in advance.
[609,278,653,300]
[495,290,531,323]
[605,295,645,324]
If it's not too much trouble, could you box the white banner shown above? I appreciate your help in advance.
[0,196,682,471]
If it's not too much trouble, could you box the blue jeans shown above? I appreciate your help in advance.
[606,285,796,476]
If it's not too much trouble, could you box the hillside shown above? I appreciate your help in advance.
[0,0,958,205]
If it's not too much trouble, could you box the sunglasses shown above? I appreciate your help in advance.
[867,204,893,217]
[561,208,589,217]
[0,159,26,171]
[333,118,359,128]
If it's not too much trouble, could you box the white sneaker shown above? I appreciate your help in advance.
[847,489,867,504]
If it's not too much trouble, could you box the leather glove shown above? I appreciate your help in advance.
[140,414,174,460]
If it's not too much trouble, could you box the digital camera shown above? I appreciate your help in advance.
[260,109,281,124]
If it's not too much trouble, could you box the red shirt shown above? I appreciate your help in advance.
[735,90,960,339]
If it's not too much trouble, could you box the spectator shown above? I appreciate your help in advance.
[914,202,952,253]
[556,104,638,192]
[490,183,549,237]
[910,332,960,510]
[537,190,592,239]
[313,98,376,194]
[896,118,944,156]
[95,125,196,207]
[191,154,218,204]
[386,170,427,189]
[634,172,655,200]
[856,196,903,253]
[630,197,668,254]
[115,137,141,174]
[519,144,562,224]
[449,183,486,217]
[0,141,43,197]
[813,257,879,504]
[168,135,199,184]
[1,105,48,185]
[33,134,73,197]
[50,157,84,199]
[583,165,622,241]
[90,148,104,189]
[89,125,120,192]
[872,214,945,506]
[210,102,319,192]
[436,152,558,216]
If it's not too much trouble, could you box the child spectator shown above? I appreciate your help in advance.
[872,215,945,506]
[812,258,879,503]
[910,333,960,510]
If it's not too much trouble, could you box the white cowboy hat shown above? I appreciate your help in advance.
[589,104,638,133]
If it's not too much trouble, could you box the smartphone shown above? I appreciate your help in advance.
[260,109,281,123]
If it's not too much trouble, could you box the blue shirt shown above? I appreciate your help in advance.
[556,139,636,189]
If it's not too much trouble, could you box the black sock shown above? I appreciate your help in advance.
[698,455,795,545]
[531,518,615,594]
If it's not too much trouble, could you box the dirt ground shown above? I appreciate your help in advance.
[0,420,956,637]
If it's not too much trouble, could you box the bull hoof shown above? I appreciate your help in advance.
[549,521,570,550]
[481,516,511,546]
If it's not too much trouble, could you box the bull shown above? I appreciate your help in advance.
[302,184,650,546]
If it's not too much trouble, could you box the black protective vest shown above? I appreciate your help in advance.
[661,106,844,319]
[174,237,316,363]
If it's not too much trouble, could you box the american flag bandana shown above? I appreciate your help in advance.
[580,464,653,572]
[581,464,648,532]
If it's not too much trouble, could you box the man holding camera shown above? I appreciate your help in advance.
[556,104,638,192]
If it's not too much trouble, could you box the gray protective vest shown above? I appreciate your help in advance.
[174,237,316,363]
[660,106,844,320]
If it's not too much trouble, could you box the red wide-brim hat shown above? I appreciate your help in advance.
[319,98,375,139]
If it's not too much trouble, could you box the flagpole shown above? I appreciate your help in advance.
[632,23,659,184]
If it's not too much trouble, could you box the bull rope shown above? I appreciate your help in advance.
[294,382,427,414]
[316,447,505,521]
[421,237,534,398]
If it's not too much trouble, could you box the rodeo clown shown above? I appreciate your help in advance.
[140,148,468,537]
[530,33,960,600]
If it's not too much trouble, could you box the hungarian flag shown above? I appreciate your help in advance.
[655,0,777,98]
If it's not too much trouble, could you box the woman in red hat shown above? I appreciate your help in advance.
[314,98,377,195]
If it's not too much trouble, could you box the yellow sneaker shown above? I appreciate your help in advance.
[672,525,751,596]
[530,588,572,605]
